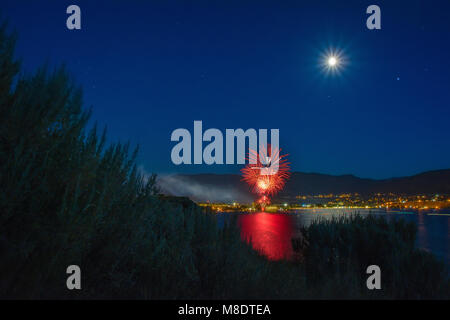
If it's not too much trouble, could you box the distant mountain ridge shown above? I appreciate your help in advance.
[158,169,450,202]
[280,169,450,197]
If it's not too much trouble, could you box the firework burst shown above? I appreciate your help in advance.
[241,145,290,205]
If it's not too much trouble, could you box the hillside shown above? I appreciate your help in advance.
[158,169,450,202]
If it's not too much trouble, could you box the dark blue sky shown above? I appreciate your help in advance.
[2,0,450,179]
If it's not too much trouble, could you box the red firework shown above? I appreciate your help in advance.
[241,145,290,199]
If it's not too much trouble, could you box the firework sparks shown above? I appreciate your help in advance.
[241,145,290,206]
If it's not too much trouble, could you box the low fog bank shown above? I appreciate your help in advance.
[157,174,252,203]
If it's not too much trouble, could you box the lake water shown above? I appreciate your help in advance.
[219,209,450,265]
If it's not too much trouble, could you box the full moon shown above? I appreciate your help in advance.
[328,56,338,67]
[320,49,345,74]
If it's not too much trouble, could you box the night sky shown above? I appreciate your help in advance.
[2,0,450,179]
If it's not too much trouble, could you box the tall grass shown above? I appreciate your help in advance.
[0,24,448,299]
[302,215,449,299]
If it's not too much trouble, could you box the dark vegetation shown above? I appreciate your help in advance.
[0,25,448,299]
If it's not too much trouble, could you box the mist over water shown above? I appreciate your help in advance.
[157,174,253,203]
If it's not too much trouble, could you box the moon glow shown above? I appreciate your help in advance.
[327,56,338,67]
[320,48,346,75]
